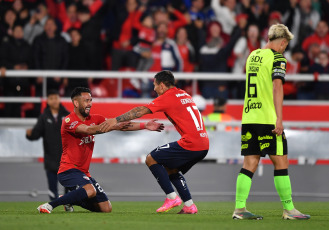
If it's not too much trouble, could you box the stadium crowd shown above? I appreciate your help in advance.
[1,0,329,117]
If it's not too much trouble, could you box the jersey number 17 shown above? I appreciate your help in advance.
[186,106,203,131]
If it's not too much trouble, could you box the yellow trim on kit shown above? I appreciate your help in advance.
[276,135,283,155]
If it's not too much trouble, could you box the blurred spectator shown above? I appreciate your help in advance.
[175,26,196,94]
[283,0,320,48]
[33,18,68,92]
[262,11,282,42]
[0,9,17,40]
[233,24,265,73]
[12,0,30,26]
[284,47,305,99]
[176,27,195,72]
[320,0,329,22]
[309,51,329,99]
[64,28,90,96]
[296,43,320,100]
[189,0,206,21]
[55,0,103,32]
[26,90,70,201]
[77,5,104,70]
[211,0,237,35]
[0,25,32,117]
[133,6,156,71]
[302,20,329,53]
[24,3,49,44]
[199,22,241,98]
[111,0,138,70]
[153,5,188,39]
[56,0,81,32]
[243,0,270,32]
[149,23,183,72]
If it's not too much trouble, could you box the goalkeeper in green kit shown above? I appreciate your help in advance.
[232,24,310,220]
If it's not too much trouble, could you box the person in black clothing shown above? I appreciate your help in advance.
[77,5,103,70]
[0,25,32,117]
[26,90,70,201]
[33,18,68,94]
[64,28,90,96]
[199,22,242,98]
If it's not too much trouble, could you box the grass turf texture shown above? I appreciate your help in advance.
[0,202,328,230]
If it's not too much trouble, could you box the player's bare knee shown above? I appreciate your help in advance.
[83,184,97,198]
[145,154,157,167]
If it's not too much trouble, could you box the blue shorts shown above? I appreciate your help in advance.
[150,142,208,174]
[58,169,108,203]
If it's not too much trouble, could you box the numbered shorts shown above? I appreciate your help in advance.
[150,141,208,174]
[58,169,108,203]
[241,124,287,157]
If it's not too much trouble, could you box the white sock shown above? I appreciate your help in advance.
[166,192,177,199]
[185,199,194,207]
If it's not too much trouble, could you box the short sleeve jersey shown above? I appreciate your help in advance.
[58,112,106,177]
[242,49,287,125]
[145,87,209,151]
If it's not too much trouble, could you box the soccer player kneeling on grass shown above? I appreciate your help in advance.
[232,24,310,220]
[37,87,164,213]
[100,71,209,214]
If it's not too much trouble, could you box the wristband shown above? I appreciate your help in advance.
[140,123,145,129]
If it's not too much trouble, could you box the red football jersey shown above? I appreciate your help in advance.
[145,87,209,151]
[58,112,106,177]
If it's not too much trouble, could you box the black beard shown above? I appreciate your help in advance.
[79,106,89,117]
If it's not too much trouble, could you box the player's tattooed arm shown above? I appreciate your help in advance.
[75,124,104,135]
[116,106,152,122]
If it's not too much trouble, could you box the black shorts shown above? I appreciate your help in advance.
[150,142,208,174]
[241,124,287,157]
[58,169,109,203]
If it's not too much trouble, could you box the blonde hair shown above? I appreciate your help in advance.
[268,24,294,41]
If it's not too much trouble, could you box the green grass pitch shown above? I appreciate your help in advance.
[0,202,328,230]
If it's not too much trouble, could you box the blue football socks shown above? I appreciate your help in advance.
[149,164,175,195]
[49,187,88,209]
[169,173,192,202]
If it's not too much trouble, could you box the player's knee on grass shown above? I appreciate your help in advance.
[83,184,97,198]
[145,154,157,167]
[98,200,112,213]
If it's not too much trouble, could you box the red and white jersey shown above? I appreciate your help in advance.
[146,87,209,151]
[58,112,105,177]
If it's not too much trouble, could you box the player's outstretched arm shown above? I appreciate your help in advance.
[75,122,131,135]
[272,79,284,136]
[99,106,152,132]
[120,119,164,132]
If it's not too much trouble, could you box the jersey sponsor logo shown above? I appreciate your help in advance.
[258,135,273,141]
[260,143,270,151]
[248,66,259,72]
[250,55,263,63]
[241,144,248,149]
[280,62,286,69]
[241,131,252,142]
[70,121,79,129]
[244,99,262,113]
[65,117,70,123]
[180,98,194,105]
[79,136,95,145]
[175,93,189,97]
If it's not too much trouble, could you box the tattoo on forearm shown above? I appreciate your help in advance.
[95,130,102,134]
[116,106,151,122]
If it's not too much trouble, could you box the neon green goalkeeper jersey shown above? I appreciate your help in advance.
[242,48,287,125]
